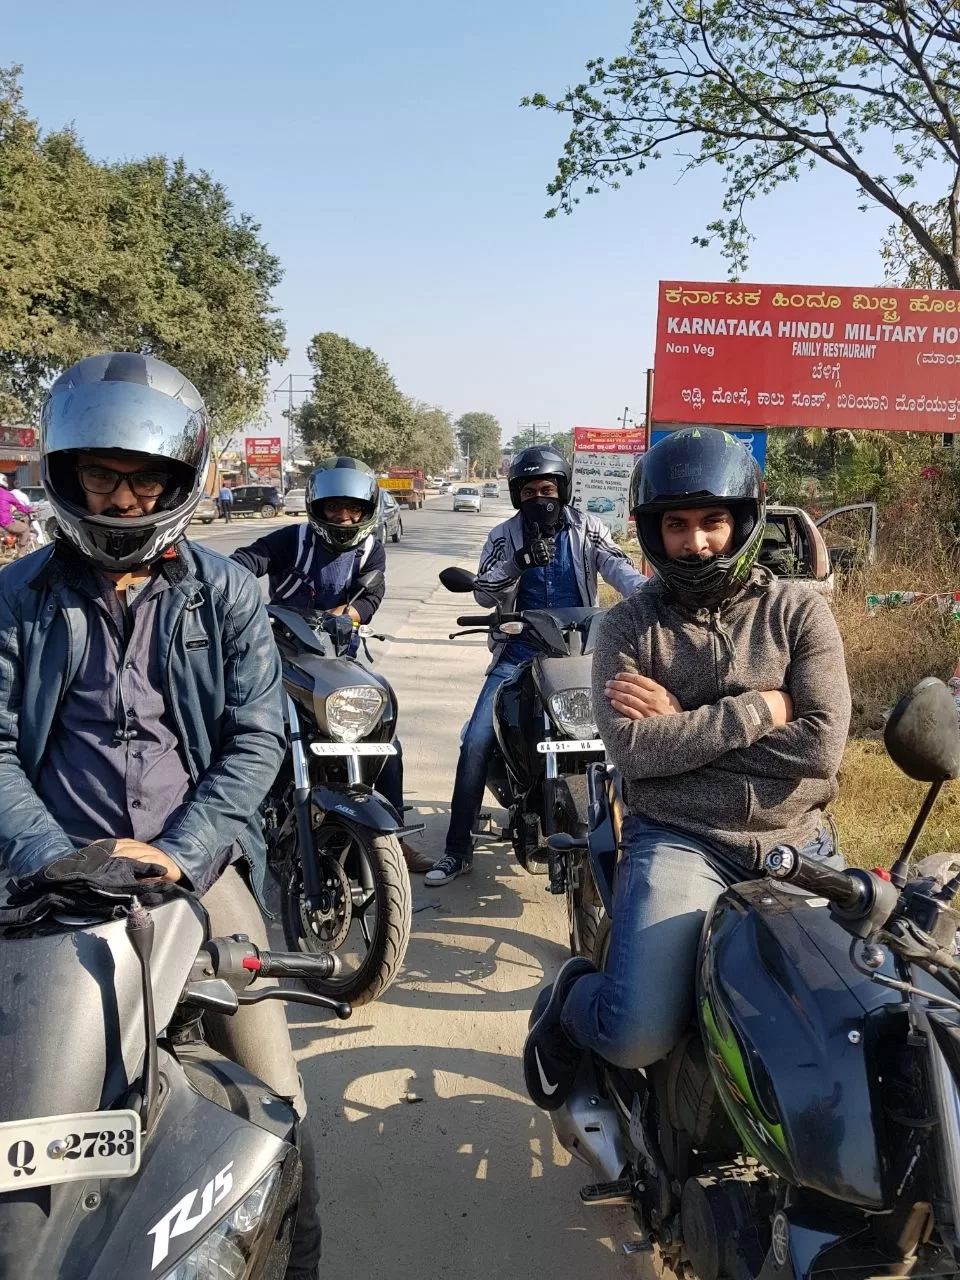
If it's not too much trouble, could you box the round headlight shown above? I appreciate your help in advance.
[547,689,597,740]
[325,686,386,743]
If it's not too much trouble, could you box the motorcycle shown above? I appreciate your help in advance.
[545,675,960,1279]
[262,570,418,1006]
[0,886,351,1277]
[439,565,607,950]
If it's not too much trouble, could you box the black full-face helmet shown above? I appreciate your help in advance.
[305,457,380,552]
[507,445,572,508]
[629,427,765,605]
[40,353,209,571]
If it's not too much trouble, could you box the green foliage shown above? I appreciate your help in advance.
[296,333,413,471]
[524,3,960,284]
[505,426,574,461]
[881,199,953,289]
[398,401,457,475]
[456,411,502,476]
[0,65,286,435]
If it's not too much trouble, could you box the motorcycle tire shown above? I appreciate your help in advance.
[570,861,605,962]
[280,816,412,1006]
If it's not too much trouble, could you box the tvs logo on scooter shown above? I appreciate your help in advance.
[148,1161,234,1269]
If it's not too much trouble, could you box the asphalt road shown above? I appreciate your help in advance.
[193,496,638,1280]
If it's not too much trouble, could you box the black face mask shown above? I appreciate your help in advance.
[520,496,562,533]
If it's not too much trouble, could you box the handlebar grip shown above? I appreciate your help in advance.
[765,845,867,912]
[456,615,497,627]
[257,950,341,981]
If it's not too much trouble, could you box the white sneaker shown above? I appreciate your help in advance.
[424,855,473,886]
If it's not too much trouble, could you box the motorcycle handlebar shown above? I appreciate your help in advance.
[764,845,868,913]
[456,614,498,627]
[256,949,341,981]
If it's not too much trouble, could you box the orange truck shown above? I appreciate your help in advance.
[382,467,425,510]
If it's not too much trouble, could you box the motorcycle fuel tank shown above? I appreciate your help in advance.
[698,879,902,1210]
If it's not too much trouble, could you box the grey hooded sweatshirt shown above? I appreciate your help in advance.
[591,568,851,869]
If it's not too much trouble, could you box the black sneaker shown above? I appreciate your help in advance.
[523,956,596,1111]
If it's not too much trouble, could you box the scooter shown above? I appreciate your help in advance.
[440,565,607,951]
[545,676,960,1279]
[0,886,351,1277]
[262,570,419,1006]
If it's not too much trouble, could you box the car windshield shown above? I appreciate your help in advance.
[458,488,479,495]
[287,489,305,499]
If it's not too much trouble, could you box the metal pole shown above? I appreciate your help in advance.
[644,368,654,451]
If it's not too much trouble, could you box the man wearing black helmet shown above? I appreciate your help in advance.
[523,427,851,1112]
[426,444,645,886]
[0,354,322,1278]
[232,457,432,874]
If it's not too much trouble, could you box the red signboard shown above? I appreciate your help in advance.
[653,281,960,433]
[574,426,647,454]
[244,436,282,466]
[0,426,36,449]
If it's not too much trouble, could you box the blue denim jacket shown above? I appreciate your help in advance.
[0,541,285,898]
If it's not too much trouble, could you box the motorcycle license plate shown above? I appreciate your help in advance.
[0,1109,141,1191]
[536,739,605,754]
[309,742,397,757]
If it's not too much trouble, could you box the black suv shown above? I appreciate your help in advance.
[230,484,284,518]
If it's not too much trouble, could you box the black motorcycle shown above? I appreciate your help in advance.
[440,565,607,946]
[0,888,351,1277]
[263,572,418,1006]
[546,675,960,1280]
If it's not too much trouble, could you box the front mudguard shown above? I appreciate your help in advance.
[311,784,417,836]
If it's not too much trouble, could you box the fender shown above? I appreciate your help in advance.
[311,783,412,835]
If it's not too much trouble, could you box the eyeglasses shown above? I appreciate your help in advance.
[322,500,366,517]
[77,464,171,498]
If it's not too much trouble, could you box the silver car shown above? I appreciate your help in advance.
[453,485,483,513]
[284,487,307,516]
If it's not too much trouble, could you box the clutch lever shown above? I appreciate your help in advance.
[448,627,489,639]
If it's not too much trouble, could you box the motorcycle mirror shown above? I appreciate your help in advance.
[355,569,384,593]
[884,677,960,782]
[439,566,477,593]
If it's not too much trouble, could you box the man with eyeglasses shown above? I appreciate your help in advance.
[232,457,433,874]
[0,353,323,1279]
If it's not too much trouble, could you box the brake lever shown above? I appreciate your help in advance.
[448,628,489,639]
[237,986,352,1019]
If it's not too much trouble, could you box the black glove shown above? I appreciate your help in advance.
[513,536,555,572]
[0,841,181,927]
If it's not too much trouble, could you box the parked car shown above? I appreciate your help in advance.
[378,490,403,543]
[192,492,218,524]
[482,481,501,498]
[453,486,483,513]
[229,484,284,517]
[586,496,616,514]
[439,480,454,495]
[284,487,307,516]
[759,502,877,594]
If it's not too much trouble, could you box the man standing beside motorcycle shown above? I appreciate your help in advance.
[425,444,646,886]
[523,427,851,1111]
[231,457,433,874]
[0,353,323,1280]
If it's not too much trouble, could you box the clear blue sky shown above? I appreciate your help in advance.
[9,0,906,443]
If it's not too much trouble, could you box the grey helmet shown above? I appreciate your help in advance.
[40,353,210,570]
[306,457,380,552]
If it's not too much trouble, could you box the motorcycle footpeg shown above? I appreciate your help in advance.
[580,1177,633,1207]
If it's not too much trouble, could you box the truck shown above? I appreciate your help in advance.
[382,467,425,510]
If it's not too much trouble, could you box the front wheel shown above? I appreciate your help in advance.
[261,503,277,518]
[569,859,605,961]
[280,815,412,1005]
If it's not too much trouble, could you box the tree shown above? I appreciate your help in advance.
[881,198,953,288]
[0,65,287,435]
[524,3,960,284]
[456,411,501,476]
[397,401,457,474]
[505,426,574,461]
[296,333,413,471]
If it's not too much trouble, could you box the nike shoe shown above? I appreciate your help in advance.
[523,956,596,1111]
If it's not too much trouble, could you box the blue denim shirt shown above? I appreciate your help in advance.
[505,523,582,662]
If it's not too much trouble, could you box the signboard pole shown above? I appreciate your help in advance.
[644,368,654,452]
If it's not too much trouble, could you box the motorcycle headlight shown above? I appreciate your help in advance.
[548,689,597,740]
[161,1165,281,1279]
[325,686,386,742]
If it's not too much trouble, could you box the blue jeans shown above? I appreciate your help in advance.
[444,659,522,859]
[562,815,839,1069]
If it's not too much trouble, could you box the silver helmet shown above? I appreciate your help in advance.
[40,353,210,570]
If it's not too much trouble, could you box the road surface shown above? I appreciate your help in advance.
[194,496,638,1279]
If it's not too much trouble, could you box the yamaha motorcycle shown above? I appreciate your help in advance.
[546,675,960,1279]
[440,565,607,949]
[263,571,417,1006]
[0,886,351,1277]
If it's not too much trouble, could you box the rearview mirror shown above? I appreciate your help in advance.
[355,570,384,593]
[439,567,477,593]
[884,677,960,782]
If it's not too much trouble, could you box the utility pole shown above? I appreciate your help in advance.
[271,374,313,457]
[617,406,634,430]
[517,421,551,448]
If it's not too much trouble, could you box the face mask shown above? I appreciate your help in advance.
[520,495,562,532]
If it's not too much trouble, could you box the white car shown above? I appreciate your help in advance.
[453,486,483,513]
[284,487,307,516]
